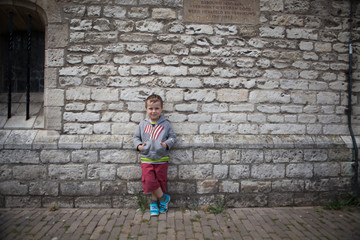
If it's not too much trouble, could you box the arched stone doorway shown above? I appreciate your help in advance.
[0,0,64,129]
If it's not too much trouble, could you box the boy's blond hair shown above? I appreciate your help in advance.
[145,94,163,108]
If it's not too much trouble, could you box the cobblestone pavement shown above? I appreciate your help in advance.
[0,207,359,240]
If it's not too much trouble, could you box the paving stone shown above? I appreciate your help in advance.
[0,207,359,240]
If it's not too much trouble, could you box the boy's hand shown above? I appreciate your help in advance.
[138,142,146,151]
[160,142,168,149]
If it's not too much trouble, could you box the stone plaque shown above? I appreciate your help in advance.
[184,0,259,24]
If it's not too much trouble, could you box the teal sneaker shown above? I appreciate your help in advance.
[150,202,159,216]
[159,194,170,213]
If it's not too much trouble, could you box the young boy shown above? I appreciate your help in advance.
[133,94,176,216]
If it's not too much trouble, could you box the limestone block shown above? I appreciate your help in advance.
[103,6,126,18]
[40,150,70,163]
[212,113,247,123]
[104,44,126,54]
[0,150,39,164]
[58,135,84,149]
[47,24,69,48]
[49,164,85,180]
[169,22,185,33]
[83,54,108,65]
[168,182,196,194]
[94,123,111,134]
[217,89,248,102]
[90,65,118,75]
[202,103,228,113]
[111,123,138,135]
[5,130,37,150]
[59,77,82,87]
[190,46,210,55]
[200,124,238,135]
[260,0,284,11]
[126,43,149,53]
[85,32,118,43]
[91,88,119,101]
[61,182,100,196]
[141,55,162,65]
[273,179,305,192]
[286,28,318,40]
[13,165,47,180]
[59,66,88,76]
[188,67,212,76]
[197,179,218,194]
[117,165,141,180]
[268,193,294,207]
[314,162,341,177]
[238,124,259,134]
[286,163,313,178]
[241,181,271,193]
[260,124,305,134]
[151,66,187,76]
[135,20,164,32]
[229,165,250,179]
[83,135,122,149]
[131,66,149,75]
[101,181,127,195]
[194,150,220,164]
[251,164,285,179]
[128,7,149,18]
[0,181,28,195]
[93,19,111,31]
[171,44,189,55]
[63,112,100,122]
[184,89,215,102]
[70,19,92,31]
[100,150,137,163]
[260,26,285,38]
[72,150,98,163]
[170,149,193,164]
[213,165,228,179]
[88,164,117,180]
[179,164,212,179]
[220,180,239,193]
[29,181,58,196]
[213,67,237,78]
[249,90,290,103]
[87,6,101,17]
[163,55,180,65]
[45,89,64,107]
[63,123,93,135]
[152,8,176,19]
[185,25,213,35]
[188,113,211,122]
[172,123,198,135]
[165,113,187,123]
[150,43,172,54]
[121,33,154,42]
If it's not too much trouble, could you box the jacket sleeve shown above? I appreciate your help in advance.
[133,123,143,150]
[164,122,176,149]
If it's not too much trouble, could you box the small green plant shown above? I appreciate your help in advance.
[47,204,59,212]
[179,206,186,213]
[208,197,226,214]
[325,193,360,210]
[136,193,149,212]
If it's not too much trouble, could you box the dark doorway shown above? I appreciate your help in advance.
[0,5,45,93]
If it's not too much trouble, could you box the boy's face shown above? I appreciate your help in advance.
[146,100,163,122]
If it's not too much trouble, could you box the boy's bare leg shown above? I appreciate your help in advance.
[151,187,163,201]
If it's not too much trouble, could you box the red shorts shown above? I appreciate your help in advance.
[141,163,168,194]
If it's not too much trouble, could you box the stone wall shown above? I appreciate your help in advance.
[0,130,356,208]
[0,0,359,208]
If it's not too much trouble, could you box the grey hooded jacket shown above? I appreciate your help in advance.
[133,115,176,163]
